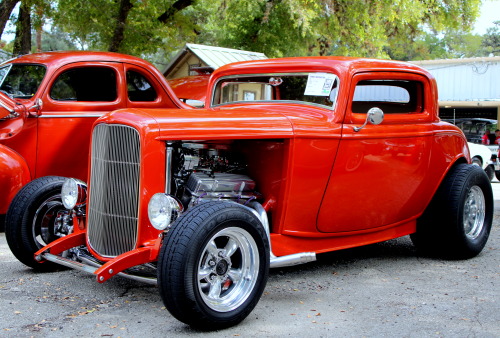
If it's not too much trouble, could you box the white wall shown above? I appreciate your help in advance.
[413,57,500,102]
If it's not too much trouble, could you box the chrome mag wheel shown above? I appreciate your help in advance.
[463,185,485,240]
[197,227,259,312]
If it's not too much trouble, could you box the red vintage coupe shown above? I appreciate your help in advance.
[6,56,493,330]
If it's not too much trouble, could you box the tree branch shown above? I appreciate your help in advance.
[0,0,20,40]
[157,0,194,24]
[109,0,134,52]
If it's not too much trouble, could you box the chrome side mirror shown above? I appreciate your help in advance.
[353,107,384,132]
[29,98,43,117]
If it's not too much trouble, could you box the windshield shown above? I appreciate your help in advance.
[0,64,46,99]
[212,73,339,109]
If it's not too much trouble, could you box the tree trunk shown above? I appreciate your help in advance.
[12,0,31,55]
[107,0,195,51]
[157,0,194,24]
[0,0,20,40]
[35,4,43,52]
[108,0,133,52]
[36,26,42,52]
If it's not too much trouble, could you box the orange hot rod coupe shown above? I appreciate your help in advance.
[0,51,196,228]
[6,57,493,330]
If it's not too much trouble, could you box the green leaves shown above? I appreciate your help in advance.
[483,21,500,54]
[0,0,488,62]
[200,0,482,59]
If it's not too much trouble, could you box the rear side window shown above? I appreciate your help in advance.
[352,80,423,114]
[50,67,117,101]
[127,71,157,102]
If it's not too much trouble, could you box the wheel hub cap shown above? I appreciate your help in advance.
[197,227,259,312]
[216,260,229,276]
[463,185,485,240]
[33,195,72,248]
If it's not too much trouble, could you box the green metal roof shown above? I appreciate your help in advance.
[164,43,267,76]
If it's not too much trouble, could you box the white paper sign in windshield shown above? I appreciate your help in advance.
[304,73,336,96]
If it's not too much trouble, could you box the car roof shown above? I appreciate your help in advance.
[213,56,429,78]
[3,51,154,69]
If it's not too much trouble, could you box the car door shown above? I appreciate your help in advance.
[317,71,435,233]
[35,62,126,181]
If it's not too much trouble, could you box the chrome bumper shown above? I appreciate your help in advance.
[42,252,157,285]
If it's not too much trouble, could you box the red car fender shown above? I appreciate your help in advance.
[0,144,31,214]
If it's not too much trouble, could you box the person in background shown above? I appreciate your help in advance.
[494,129,500,144]
[495,130,500,144]
[482,130,492,144]
[489,130,498,144]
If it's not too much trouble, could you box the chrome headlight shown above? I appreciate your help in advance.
[61,178,87,209]
[148,193,184,230]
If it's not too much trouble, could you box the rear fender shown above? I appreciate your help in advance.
[0,144,31,214]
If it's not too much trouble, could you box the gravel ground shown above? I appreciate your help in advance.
[1,185,499,337]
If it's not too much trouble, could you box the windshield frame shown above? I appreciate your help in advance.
[211,72,340,110]
[0,64,12,88]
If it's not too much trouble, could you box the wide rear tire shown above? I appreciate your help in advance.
[411,164,493,259]
[158,201,269,330]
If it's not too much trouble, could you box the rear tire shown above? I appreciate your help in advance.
[158,201,269,330]
[5,176,70,270]
[411,164,493,259]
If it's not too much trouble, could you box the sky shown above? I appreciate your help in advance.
[2,1,500,43]
[473,0,500,34]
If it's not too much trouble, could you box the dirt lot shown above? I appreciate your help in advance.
[1,186,499,337]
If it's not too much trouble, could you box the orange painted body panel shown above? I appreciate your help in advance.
[270,220,417,256]
[0,51,187,214]
[34,57,471,274]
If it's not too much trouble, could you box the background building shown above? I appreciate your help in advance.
[412,57,500,123]
[163,43,267,79]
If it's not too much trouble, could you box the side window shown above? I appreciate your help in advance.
[50,67,117,101]
[352,80,423,114]
[127,71,157,102]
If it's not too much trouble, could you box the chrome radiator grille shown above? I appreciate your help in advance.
[87,124,140,257]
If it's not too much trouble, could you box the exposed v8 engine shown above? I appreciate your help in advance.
[171,142,261,208]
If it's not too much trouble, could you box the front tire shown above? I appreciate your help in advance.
[5,176,70,270]
[158,201,269,330]
[411,164,493,259]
